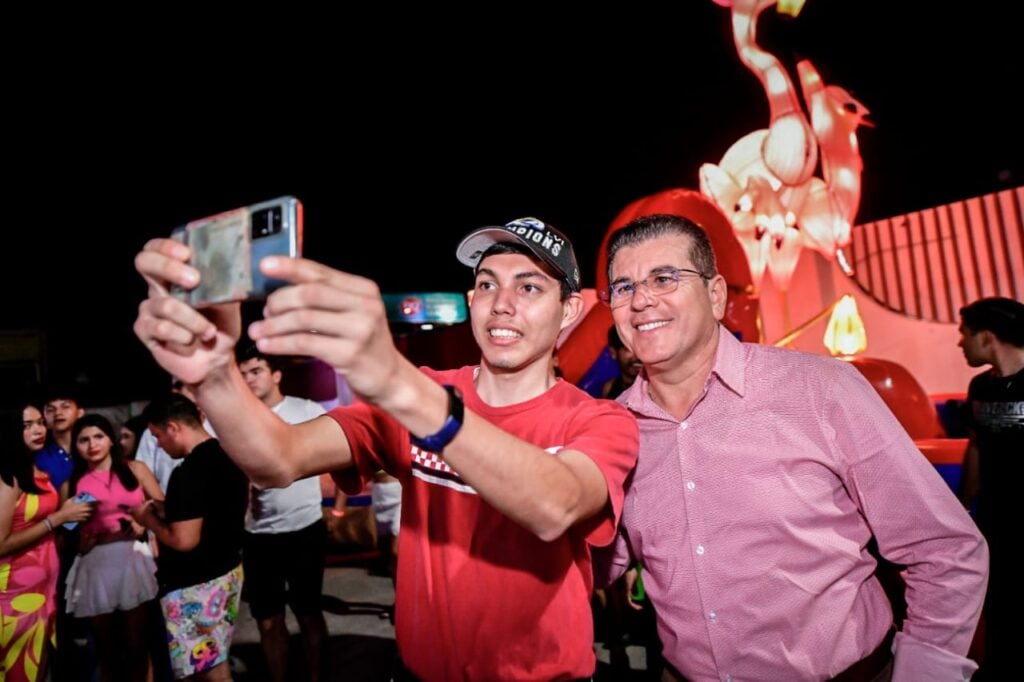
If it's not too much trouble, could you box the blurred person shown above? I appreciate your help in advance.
[601,325,642,399]
[236,343,329,682]
[596,214,987,681]
[119,415,148,460]
[1,401,93,682]
[39,386,91,682]
[131,216,638,680]
[371,470,401,584]
[597,326,658,676]
[957,296,1024,679]
[133,394,248,682]
[64,414,163,682]
[38,386,84,490]
[134,380,193,493]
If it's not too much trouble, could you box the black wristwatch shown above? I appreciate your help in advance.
[409,385,465,452]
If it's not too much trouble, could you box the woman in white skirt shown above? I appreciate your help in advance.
[65,414,163,682]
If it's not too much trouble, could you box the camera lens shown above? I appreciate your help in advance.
[252,207,283,239]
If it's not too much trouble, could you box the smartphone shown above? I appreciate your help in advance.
[171,196,303,307]
[64,491,97,530]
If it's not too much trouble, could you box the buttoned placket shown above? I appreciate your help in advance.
[674,379,732,681]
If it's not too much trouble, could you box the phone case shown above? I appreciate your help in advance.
[63,491,97,530]
[171,196,303,307]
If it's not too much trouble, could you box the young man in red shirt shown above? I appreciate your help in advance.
[133,216,638,680]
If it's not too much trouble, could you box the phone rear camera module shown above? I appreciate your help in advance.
[252,207,283,238]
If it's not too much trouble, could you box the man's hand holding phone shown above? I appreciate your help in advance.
[134,237,241,386]
[134,196,302,385]
[247,256,407,406]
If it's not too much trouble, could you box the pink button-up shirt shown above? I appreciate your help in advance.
[596,326,987,681]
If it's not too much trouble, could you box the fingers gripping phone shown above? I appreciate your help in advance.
[171,196,303,307]
[63,491,97,530]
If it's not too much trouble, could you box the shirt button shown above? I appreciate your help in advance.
[680,421,689,430]
[696,545,705,555]
[724,675,733,682]
[686,481,695,491]
[708,611,717,621]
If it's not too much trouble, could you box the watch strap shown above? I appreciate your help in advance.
[409,384,464,452]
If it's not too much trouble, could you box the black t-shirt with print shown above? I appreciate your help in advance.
[966,367,1024,539]
[157,438,249,594]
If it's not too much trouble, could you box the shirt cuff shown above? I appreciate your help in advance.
[891,631,979,682]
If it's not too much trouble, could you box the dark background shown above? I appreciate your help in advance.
[5,3,1022,405]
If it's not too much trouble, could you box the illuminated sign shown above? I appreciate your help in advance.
[383,292,468,325]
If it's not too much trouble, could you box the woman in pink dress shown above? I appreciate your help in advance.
[1,401,93,682]
[65,414,163,682]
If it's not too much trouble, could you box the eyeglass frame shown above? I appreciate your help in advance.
[599,266,711,308]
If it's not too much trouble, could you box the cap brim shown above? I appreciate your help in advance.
[456,225,580,291]
[456,228,526,268]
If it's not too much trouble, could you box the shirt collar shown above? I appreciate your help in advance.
[712,324,747,398]
[620,324,747,417]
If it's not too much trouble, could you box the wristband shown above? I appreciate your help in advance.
[43,517,54,532]
[410,385,464,453]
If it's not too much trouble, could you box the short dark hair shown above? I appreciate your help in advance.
[235,341,284,372]
[606,214,717,284]
[607,325,624,350]
[143,393,203,429]
[43,382,83,408]
[475,242,573,301]
[960,297,1024,347]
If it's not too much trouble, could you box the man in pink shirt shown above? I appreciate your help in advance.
[595,214,988,681]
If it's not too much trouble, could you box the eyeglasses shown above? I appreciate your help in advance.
[599,267,709,308]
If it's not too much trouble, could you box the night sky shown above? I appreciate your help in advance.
[5,3,1021,404]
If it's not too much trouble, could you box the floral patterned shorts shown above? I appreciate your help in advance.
[160,564,243,679]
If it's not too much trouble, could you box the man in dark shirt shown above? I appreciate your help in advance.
[134,394,249,682]
[957,296,1024,679]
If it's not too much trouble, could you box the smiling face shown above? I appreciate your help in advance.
[609,234,727,374]
[76,425,113,469]
[470,252,581,375]
[22,405,48,453]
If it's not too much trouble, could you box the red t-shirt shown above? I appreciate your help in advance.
[330,366,638,681]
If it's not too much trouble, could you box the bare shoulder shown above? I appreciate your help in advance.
[0,479,20,507]
[128,460,154,477]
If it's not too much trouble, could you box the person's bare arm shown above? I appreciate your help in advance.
[249,257,613,540]
[132,501,202,552]
[387,366,610,541]
[194,366,353,486]
[133,238,354,486]
[0,482,93,557]
[129,460,165,503]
